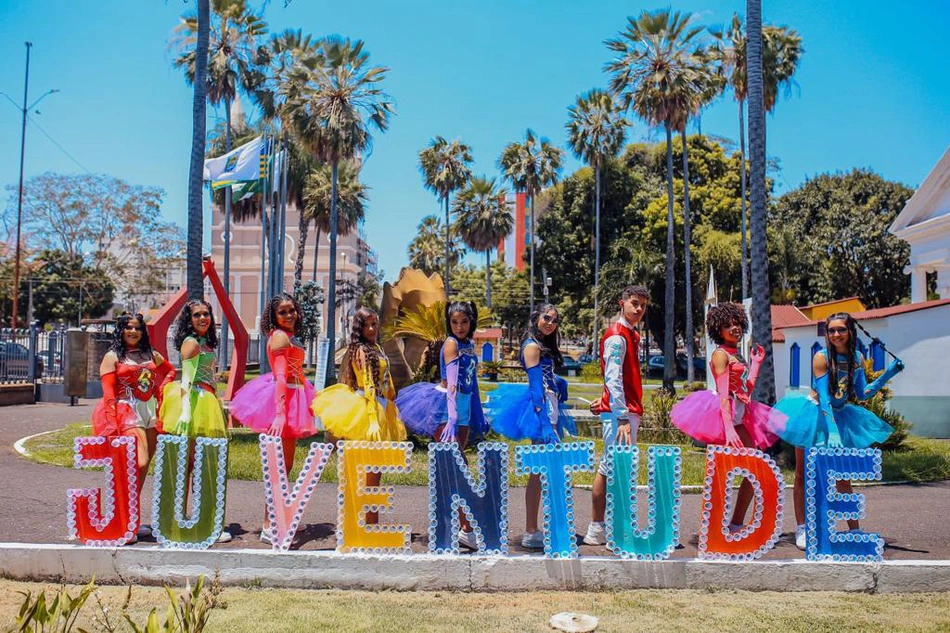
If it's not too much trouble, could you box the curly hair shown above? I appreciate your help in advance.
[824,312,857,400]
[111,312,152,358]
[172,299,218,351]
[445,301,478,342]
[706,302,748,345]
[339,306,383,392]
[522,303,564,368]
[260,292,302,338]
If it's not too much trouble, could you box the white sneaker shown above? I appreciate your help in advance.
[260,528,273,545]
[217,530,233,544]
[457,529,478,550]
[795,524,806,550]
[137,524,152,538]
[582,522,606,546]
[521,530,544,549]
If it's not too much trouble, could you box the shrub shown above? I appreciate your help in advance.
[862,359,911,451]
[580,361,602,382]
[683,381,707,393]
[641,389,689,445]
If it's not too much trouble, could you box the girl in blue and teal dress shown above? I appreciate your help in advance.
[396,301,489,549]
[484,304,574,549]
[772,312,904,550]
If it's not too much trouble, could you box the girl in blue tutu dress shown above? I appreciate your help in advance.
[484,304,574,549]
[773,312,904,549]
[671,302,784,532]
[395,301,489,549]
[230,292,320,543]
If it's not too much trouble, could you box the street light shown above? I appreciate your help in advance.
[7,42,58,328]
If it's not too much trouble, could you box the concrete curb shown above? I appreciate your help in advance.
[2,543,948,593]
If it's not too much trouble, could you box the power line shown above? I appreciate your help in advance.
[26,114,93,174]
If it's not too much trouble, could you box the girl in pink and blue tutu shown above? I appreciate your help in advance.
[671,302,783,530]
[230,293,320,542]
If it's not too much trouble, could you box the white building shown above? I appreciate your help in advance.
[889,145,950,302]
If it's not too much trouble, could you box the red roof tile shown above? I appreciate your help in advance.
[776,298,950,331]
[771,305,810,342]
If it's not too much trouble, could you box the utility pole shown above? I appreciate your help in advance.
[10,42,57,329]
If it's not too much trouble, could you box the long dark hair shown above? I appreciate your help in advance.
[111,312,152,358]
[260,292,302,338]
[445,301,477,342]
[522,303,563,368]
[824,312,857,400]
[173,299,218,352]
[340,306,382,391]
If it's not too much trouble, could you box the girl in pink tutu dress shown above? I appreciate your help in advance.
[670,302,783,530]
[230,293,320,542]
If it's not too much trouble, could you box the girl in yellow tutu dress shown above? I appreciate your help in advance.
[312,307,406,443]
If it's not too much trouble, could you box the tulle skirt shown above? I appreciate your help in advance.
[230,374,321,439]
[311,383,406,442]
[483,383,576,443]
[670,390,782,449]
[394,381,489,440]
[91,397,158,436]
[772,391,894,449]
[159,382,228,438]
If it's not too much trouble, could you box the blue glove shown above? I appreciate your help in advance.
[813,372,842,448]
[555,375,569,403]
[526,364,546,412]
[857,357,904,401]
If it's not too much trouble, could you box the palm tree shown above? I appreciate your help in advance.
[285,36,394,383]
[382,300,492,344]
[566,88,630,353]
[498,130,564,312]
[407,215,461,277]
[171,0,267,357]
[299,160,367,290]
[183,0,210,299]
[454,176,513,310]
[418,137,473,295]
[746,0,775,403]
[712,14,803,299]
[606,8,705,393]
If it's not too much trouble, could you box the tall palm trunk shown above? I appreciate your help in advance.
[312,227,322,282]
[485,249,493,309]
[325,160,340,384]
[739,98,749,300]
[681,129,694,383]
[747,0,775,403]
[444,193,451,297]
[294,212,309,293]
[220,97,232,368]
[529,193,536,312]
[592,160,601,354]
[662,124,677,394]
[186,0,210,299]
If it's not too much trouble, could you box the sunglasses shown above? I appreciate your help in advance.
[827,327,848,335]
[541,314,559,325]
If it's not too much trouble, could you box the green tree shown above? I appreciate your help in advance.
[287,36,394,382]
[407,215,461,276]
[566,88,630,350]
[499,129,564,312]
[418,137,473,295]
[28,250,114,325]
[771,170,913,309]
[453,176,512,309]
[299,160,367,290]
[606,8,705,392]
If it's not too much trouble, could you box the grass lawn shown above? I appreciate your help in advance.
[22,420,950,489]
[2,580,949,632]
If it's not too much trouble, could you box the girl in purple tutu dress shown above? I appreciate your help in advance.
[671,302,783,530]
[230,293,320,542]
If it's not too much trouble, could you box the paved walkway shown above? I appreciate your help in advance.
[2,402,948,559]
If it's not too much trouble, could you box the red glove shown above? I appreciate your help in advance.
[100,371,119,430]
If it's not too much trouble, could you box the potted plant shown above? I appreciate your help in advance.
[481,360,504,382]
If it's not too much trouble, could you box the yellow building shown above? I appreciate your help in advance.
[798,297,866,322]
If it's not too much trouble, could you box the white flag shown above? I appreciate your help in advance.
[203,136,263,190]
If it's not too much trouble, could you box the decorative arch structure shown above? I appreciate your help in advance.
[146,256,248,401]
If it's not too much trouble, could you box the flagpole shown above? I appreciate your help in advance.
[259,134,272,373]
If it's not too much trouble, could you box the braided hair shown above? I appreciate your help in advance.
[522,303,564,368]
[172,299,218,351]
[111,312,152,358]
[260,292,303,338]
[340,307,383,392]
[706,302,748,345]
[824,312,858,400]
[445,301,478,342]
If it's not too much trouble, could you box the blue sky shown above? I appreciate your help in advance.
[1,0,948,281]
